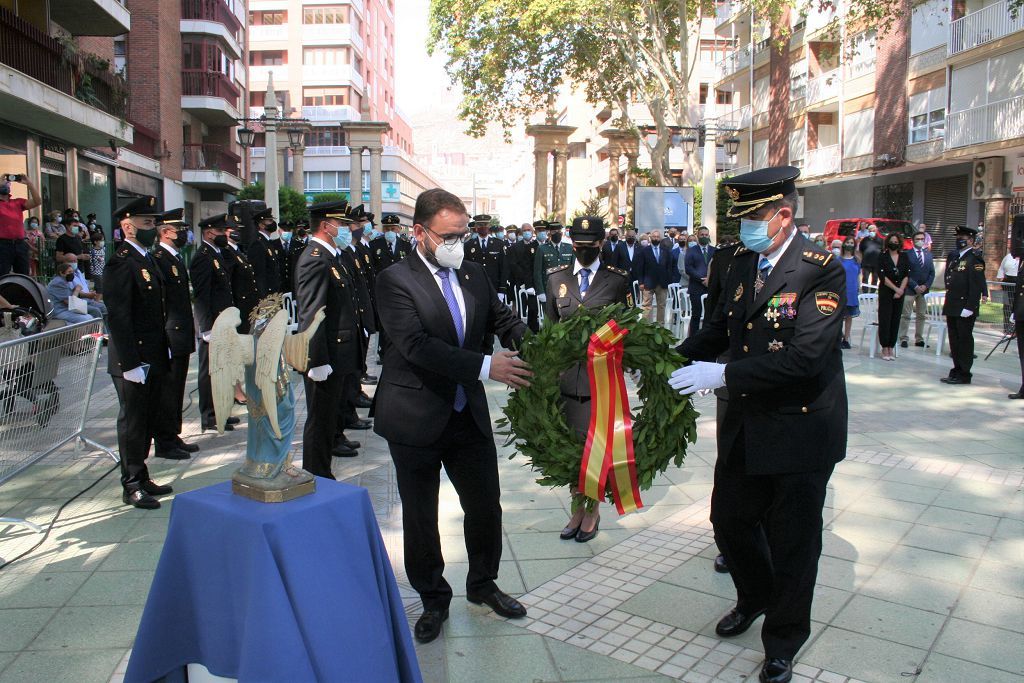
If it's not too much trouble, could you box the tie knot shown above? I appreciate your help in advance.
[758,257,771,271]
[436,268,451,280]
[581,267,591,276]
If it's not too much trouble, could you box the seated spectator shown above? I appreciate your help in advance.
[55,219,91,266]
[88,232,107,293]
[47,262,101,326]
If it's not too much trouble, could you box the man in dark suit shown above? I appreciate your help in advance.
[464,214,510,303]
[106,196,174,509]
[637,230,675,324]
[941,225,987,385]
[600,226,629,269]
[369,213,412,273]
[898,230,935,348]
[506,224,540,332]
[190,215,239,432]
[245,206,284,297]
[294,201,365,477]
[671,167,847,683]
[620,228,642,283]
[374,189,531,643]
[684,226,717,336]
[151,209,200,460]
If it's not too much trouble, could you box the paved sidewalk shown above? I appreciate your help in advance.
[0,321,1021,683]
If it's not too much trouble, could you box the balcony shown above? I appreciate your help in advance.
[717,104,752,130]
[945,95,1024,149]
[806,69,841,106]
[715,1,741,27]
[249,24,288,43]
[181,0,243,59]
[49,0,131,36]
[804,144,841,177]
[716,47,752,79]
[182,143,244,191]
[181,70,241,126]
[302,64,364,90]
[306,146,351,156]
[301,23,365,53]
[301,105,361,122]
[248,65,285,86]
[948,0,1024,56]
[0,8,132,147]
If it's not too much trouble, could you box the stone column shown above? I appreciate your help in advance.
[624,153,639,227]
[552,149,569,223]
[263,78,281,219]
[369,147,383,220]
[349,146,364,206]
[608,153,621,224]
[291,146,305,194]
[533,150,549,219]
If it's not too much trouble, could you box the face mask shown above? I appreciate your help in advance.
[507,234,517,243]
[70,226,80,235]
[698,236,710,246]
[269,231,281,241]
[56,216,63,223]
[868,230,877,237]
[95,241,104,250]
[427,232,465,269]
[626,236,635,245]
[173,230,188,248]
[351,227,364,242]
[913,240,924,248]
[136,227,158,248]
[364,228,376,240]
[522,231,533,241]
[739,210,779,254]
[537,231,548,243]
[688,241,697,248]
[888,241,900,251]
[844,244,855,253]
[334,227,352,249]
[29,222,38,229]
[475,228,489,237]
[550,232,562,244]
[640,239,650,247]
[384,231,397,244]
[494,231,504,239]
[70,263,79,272]
[228,230,241,243]
[832,247,841,257]
[956,238,969,250]
[64,273,74,282]
[609,234,618,242]
[574,245,600,265]
[212,234,229,249]
[296,228,307,238]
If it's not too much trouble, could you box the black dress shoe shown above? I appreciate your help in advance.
[559,520,582,540]
[759,658,793,683]
[714,554,730,573]
[1008,391,1024,399]
[331,443,359,458]
[348,418,373,430]
[715,607,766,637]
[176,440,200,453]
[575,515,599,543]
[467,588,527,618]
[140,480,173,496]
[123,489,160,509]
[915,340,926,347]
[414,608,448,643]
[354,395,373,409]
[154,447,190,460]
[941,376,971,385]
[202,422,234,432]
[227,416,240,425]
[361,374,378,385]
[337,438,361,449]
[900,340,908,348]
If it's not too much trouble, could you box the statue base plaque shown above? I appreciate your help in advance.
[232,466,316,503]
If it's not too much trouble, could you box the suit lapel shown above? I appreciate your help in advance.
[585,266,611,302]
[747,240,802,320]
[408,252,460,345]
[457,265,476,346]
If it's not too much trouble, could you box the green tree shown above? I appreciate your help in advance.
[237,183,310,225]
[716,180,740,239]
[571,195,607,221]
[692,184,702,231]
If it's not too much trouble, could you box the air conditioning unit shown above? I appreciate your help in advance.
[971,157,1004,200]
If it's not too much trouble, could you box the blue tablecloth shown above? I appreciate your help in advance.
[125,478,421,683]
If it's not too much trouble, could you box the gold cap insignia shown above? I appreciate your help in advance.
[581,219,589,229]
[726,186,740,201]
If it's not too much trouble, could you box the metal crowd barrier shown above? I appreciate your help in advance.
[0,319,116,533]
[985,280,1018,360]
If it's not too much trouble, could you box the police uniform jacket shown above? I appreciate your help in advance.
[247,233,284,297]
[340,246,376,336]
[942,248,986,317]
[369,235,411,272]
[1014,266,1024,320]
[465,235,510,296]
[222,245,259,332]
[533,241,574,294]
[294,239,362,375]
[105,244,170,377]
[151,245,195,357]
[507,239,539,289]
[287,236,308,290]
[679,238,848,475]
[545,262,631,399]
[190,241,233,335]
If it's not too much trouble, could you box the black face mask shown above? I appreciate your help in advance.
[609,234,618,242]
[228,231,241,243]
[888,241,900,251]
[135,228,158,248]
[295,228,307,238]
[956,238,969,250]
[173,230,188,248]
[573,246,600,265]
[64,273,75,282]
[550,232,562,244]
[352,227,364,242]
[625,236,635,245]
[213,234,229,249]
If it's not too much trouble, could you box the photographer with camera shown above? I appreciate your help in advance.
[0,173,41,275]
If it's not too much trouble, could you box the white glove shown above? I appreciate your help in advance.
[497,293,507,305]
[960,308,973,318]
[1011,313,1016,324]
[200,331,212,342]
[668,361,726,395]
[307,364,333,382]
[123,366,147,384]
[525,287,536,295]
[537,293,547,303]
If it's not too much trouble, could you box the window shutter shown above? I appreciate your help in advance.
[923,175,969,256]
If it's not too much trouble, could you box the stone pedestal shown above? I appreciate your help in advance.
[369,147,383,220]
[291,146,305,194]
[600,129,641,226]
[527,124,576,222]
[343,121,391,212]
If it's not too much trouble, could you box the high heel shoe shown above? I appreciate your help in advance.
[559,520,582,540]
[575,515,600,543]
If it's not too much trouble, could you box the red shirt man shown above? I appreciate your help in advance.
[0,174,42,275]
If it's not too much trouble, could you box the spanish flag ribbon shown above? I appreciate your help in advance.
[578,320,643,514]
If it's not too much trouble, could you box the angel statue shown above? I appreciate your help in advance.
[210,295,325,502]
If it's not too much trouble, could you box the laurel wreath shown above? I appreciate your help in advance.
[496,304,699,510]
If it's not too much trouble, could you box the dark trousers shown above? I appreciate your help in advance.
[155,354,190,450]
[946,314,976,379]
[710,454,834,660]
[303,371,342,479]
[112,368,167,489]
[523,292,539,333]
[334,372,360,437]
[0,239,29,276]
[689,287,707,337]
[1017,321,1024,392]
[197,340,215,425]
[389,410,502,611]
[877,291,903,347]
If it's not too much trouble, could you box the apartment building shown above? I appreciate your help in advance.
[0,1,133,224]
[712,0,1024,260]
[246,0,434,221]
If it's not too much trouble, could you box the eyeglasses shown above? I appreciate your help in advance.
[424,226,466,248]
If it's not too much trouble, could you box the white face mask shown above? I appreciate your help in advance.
[269,231,281,240]
[427,232,465,269]
[640,239,650,247]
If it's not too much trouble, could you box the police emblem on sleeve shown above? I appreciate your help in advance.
[815,291,840,315]
[558,282,568,297]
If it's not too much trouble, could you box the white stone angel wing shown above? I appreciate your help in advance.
[210,307,253,434]
[255,309,288,439]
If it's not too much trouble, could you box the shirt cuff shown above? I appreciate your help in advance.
[479,354,492,381]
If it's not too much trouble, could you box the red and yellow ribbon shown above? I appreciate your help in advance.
[578,320,643,514]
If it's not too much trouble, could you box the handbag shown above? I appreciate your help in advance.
[68,295,88,314]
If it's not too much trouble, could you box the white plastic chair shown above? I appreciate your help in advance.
[858,293,880,358]
[631,280,641,308]
[667,283,683,331]
[922,292,947,357]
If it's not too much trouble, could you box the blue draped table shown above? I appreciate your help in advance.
[125,478,421,683]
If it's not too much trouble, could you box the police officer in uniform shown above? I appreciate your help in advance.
[544,217,632,543]
[191,214,239,432]
[223,223,259,334]
[506,222,541,332]
[670,167,848,683]
[941,225,987,385]
[246,206,284,297]
[533,220,574,306]
[294,201,364,479]
[370,214,412,273]
[151,208,200,460]
[1010,247,1024,399]
[287,219,310,290]
[106,196,174,509]
[465,214,510,303]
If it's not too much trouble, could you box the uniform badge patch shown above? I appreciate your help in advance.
[815,291,840,315]
[213,260,221,270]
[558,283,568,297]
[733,283,744,301]
[973,263,984,271]
[726,186,740,200]
[141,268,151,282]
[768,340,785,353]
[331,266,341,280]
[171,265,179,277]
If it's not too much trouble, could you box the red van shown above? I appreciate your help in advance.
[823,218,916,250]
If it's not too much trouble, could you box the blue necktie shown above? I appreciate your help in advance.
[437,269,467,412]
[755,257,771,294]
[579,267,591,296]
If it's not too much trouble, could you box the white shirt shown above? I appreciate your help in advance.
[71,269,91,294]
[309,235,338,258]
[762,228,798,269]
[202,239,221,254]
[573,257,601,295]
[159,242,180,258]
[415,248,492,381]
[997,253,1019,279]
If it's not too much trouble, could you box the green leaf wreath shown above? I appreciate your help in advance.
[496,304,699,509]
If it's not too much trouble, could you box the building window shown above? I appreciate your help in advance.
[114,35,127,75]
[250,50,286,66]
[303,5,349,24]
[252,10,286,24]
[790,59,807,101]
[303,47,350,65]
[843,108,875,157]
[305,127,346,147]
[847,30,877,79]
[250,172,264,185]
[909,87,946,143]
[872,183,914,221]
[789,128,806,166]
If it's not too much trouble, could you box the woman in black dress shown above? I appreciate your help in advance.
[877,234,910,360]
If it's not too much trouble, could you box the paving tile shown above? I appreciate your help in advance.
[0,608,57,652]
[801,628,926,681]
[507,532,594,561]
[446,633,560,682]
[94,542,164,573]
[915,505,1000,536]
[658,556,735,599]
[884,545,976,584]
[920,653,1023,683]
[866,479,942,505]
[809,584,853,623]
[815,556,874,592]
[984,536,1024,566]
[546,637,664,680]
[0,572,89,609]
[831,595,944,649]
[619,582,731,633]
[28,605,143,650]
[969,560,1024,597]
[821,531,894,566]
[933,618,1024,674]
[0,648,124,683]
[858,568,960,614]
[952,588,1024,633]
[900,525,989,559]
[65,571,154,607]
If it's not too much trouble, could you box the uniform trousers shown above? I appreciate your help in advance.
[155,354,190,450]
[197,340,215,425]
[302,371,342,479]
[877,290,904,348]
[389,409,502,611]
[710,439,833,660]
[112,367,167,489]
[1016,320,1024,393]
[946,314,976,379]
[333,372,361,437]
[522,292,539,333]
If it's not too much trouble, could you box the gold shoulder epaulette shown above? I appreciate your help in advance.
[605,265,628,277]
[734,245,750,256]
[802,249,829,266]
[116,247,130,258]
[547,264,570,274]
